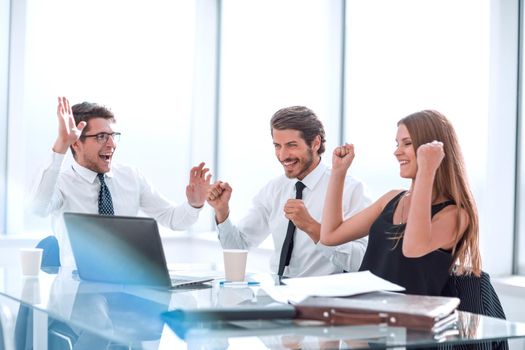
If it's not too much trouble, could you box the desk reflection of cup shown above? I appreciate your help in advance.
[223,249,248,282]
[19,248,43,277]
[21,277,41,304]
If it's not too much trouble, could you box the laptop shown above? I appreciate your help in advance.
[63,212,214,288]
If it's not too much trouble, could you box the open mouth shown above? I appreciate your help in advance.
[99,154,112,162]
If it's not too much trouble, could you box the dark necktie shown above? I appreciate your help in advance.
[278,181,306,277]
[97,173,114,215]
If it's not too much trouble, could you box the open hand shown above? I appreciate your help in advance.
[186,162,212,208]
[52,97,87,154]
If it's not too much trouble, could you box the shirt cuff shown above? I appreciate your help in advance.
[217,218,244,250]
[216,218,235,240]
[183,201,203,215]
[50,151,66,169]
[216,217,234,230]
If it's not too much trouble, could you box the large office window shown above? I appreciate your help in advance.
[218,0,344,227]
[345,0,490,199]
[6,0,201,235]
[2,0,521,278]
[343,1,512,272]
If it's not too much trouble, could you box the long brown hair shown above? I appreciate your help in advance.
[399,110,481,276]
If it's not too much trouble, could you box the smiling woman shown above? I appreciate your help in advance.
[321,110,481,296]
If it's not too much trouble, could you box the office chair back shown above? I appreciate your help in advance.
[36,235,61,268]
[442,271,506,319]
[441,271,508,350]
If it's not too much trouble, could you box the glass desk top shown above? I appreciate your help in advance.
[1,266,525,349]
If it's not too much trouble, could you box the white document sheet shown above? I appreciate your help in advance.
[263,270,405,303]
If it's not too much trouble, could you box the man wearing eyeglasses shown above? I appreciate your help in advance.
[31,96,211,267]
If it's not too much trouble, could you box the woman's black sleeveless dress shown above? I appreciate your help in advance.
[359,191,455,296]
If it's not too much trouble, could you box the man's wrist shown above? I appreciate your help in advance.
[189,201,204,209]
[297,220,321,243]
[215,208,230,224]
[52,139,70,154]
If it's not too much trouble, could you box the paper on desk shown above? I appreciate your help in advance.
[263,270,405,304]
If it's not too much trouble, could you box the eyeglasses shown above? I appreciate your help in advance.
[81,132,121,144]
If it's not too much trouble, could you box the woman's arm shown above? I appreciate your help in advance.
[402,141,468,257]
[320,144,395,246]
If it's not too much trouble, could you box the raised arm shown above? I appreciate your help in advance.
[52,96,86,153]
[402,141,468,257]
[320,144,388,246]
[32,97,84,216]
[207,181,272,250]
[207,180,232,223]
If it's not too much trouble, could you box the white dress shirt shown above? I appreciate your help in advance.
[31,152,201,267]
[218,162,371,277]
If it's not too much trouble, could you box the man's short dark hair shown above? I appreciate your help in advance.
[70,102,116,157]
[270,106,326,155]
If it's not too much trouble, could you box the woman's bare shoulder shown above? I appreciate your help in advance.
[374,189,405,210]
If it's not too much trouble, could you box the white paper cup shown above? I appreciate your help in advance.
[223,249,248,282]
[19,248,43,277]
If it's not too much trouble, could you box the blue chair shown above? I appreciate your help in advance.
[36,235,61,269]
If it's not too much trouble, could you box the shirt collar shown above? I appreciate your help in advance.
[71,160,114,184]
[294,160,327,191]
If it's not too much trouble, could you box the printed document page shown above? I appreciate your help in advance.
[263,270,405,303]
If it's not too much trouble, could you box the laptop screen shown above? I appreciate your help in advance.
[63,212,171,286]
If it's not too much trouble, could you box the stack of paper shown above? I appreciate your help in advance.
[263,270,405,303]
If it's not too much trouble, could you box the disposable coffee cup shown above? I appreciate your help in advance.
[223,249,248,282]
[19,248,43,277]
